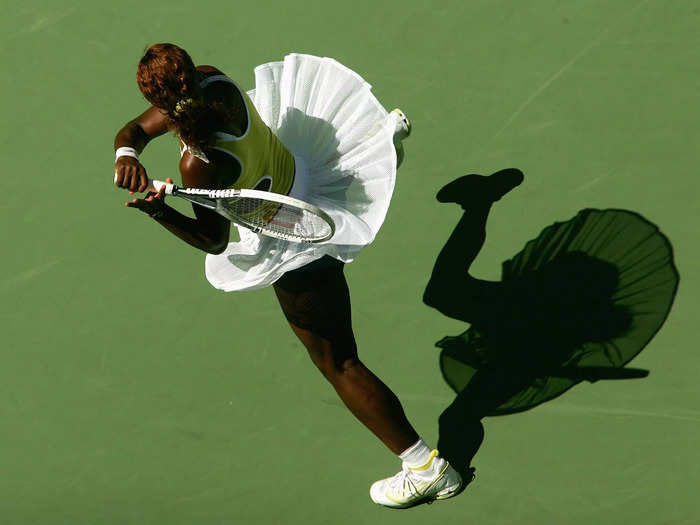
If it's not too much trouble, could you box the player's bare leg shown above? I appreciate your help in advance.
[273,259,418,454]
[273,258,465,508]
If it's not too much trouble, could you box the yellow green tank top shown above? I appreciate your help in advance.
[194,74,295,195]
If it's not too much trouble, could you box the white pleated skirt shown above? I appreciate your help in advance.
[204,54,399,291]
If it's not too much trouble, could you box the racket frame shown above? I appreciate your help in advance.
[154,180,336,243]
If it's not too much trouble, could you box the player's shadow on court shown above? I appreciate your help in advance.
[424,169,679,476]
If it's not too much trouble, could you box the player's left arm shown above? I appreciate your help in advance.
[125,151,235,254]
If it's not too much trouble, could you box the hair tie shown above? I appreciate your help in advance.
[174,98,194,115]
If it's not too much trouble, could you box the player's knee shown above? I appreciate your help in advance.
[307,344,358,379]
[423,283,437,308]
[324,355,362,381]
[337,356,361,374]
[318,357,362,386]
[423,278,447,309]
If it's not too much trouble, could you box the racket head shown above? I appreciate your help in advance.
[212,189,335,243]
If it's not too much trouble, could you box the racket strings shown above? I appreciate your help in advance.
[219,197,332,241]
[176,187,333,242]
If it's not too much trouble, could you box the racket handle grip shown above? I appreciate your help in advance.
[147,179,175,195]
[113,173,174,195]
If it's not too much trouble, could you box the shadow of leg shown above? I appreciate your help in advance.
[437,394,484,478]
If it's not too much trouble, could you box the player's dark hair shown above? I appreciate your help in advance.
[136,43,234,150]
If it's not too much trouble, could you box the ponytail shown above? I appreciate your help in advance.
[167,97,234,150]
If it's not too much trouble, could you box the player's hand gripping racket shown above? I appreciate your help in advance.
[115,175,335,243]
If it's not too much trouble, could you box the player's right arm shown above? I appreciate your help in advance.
[114,106,170,193]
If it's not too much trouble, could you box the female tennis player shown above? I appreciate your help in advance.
[113,43,464,508]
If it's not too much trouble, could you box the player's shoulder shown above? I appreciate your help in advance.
[180,149,240,189]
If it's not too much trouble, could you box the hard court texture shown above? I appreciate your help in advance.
[0,1,698,524]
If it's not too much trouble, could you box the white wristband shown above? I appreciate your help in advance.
[115,146,139,162]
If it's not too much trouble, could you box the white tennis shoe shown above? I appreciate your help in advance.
[370,449,469,509]
[389,108,411,168]
[390,108,411,147]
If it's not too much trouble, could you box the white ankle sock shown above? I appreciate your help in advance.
[399,438,433,468]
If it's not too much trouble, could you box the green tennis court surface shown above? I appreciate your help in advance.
[2,1,698,523]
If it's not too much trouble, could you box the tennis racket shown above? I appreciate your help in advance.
[116,175,335,243]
